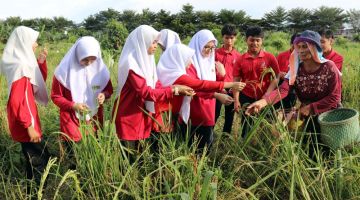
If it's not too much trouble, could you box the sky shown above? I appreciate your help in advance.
[0,0,359,23]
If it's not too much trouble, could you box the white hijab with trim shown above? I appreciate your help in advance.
[117,25,160,113]
[157,44,194,123]
[0,26,48,105]
[188,29,217,81]
[159,29,181,49]
[54,36,110,120]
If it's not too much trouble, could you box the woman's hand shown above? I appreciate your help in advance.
[73,103,89,112]
[97,93,105,105]
[232,82,246,91]
[215,93,234,105]
[215,61,226,76]
[299,105,311,117]
[28,126,41,143]
[245,99,268,115]
[172,85,195,96]
[38,47,48,64]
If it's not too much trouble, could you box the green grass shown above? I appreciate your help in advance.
[0,32,360,199]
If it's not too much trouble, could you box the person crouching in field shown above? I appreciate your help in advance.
[113,25,194,160]
[157,43,245,152]
[0,26,50,187]
[51,36,113,168]
[246,30,341,157]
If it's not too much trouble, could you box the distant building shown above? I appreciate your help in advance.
[336,23,355,38]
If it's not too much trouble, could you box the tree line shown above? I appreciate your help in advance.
[1,4,360,50]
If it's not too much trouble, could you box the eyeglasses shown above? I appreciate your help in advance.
[203,46,216,52]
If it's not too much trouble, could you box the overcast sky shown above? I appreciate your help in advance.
[0,0,358,23]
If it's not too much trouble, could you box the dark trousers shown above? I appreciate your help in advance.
[303,115,331,159]
[180,123,214,154]
[274,82,297,110]
[239,93,257,138]
[215,91,235,133]
[21,142,50,185]
[62,141,77,170]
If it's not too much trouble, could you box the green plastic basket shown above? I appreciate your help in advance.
[318,108,360,149]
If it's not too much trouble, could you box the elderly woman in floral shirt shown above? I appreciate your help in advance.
[245,30,341,134]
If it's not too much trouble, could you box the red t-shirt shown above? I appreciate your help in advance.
[324,49,343,72]
[277,49,291,73]
[215,47,241,82]
[234,50,280,99]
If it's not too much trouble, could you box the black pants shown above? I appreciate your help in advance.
[274,82,297,110]
[303,115,331,159]
[215,91,235,133]
[21,142,50,185]
[239,93,257,138]
[181,123,214,154]
[62,141,77,170]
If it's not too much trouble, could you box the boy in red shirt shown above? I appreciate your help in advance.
[318,29,344,71]
[214,24,242,134]
[275,33,299,109]
[233,26,280,137]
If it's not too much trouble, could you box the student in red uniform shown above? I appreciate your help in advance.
[318,29,344,72]
[153,29,182,133]
[214,24,242,134]
[113,25,194,151]
[246,30,341,155]
[1,26,50,186]
[233,26,280,137]
[51,36,113,167]
[157,43,246,127]
[186,29,242,153]
[275,33,299,109]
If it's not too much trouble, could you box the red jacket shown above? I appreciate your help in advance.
[7,60,47,142]
[51,77,113,142]
[276,49,291,73]
[113,70,173,141]
[183,64,224,126]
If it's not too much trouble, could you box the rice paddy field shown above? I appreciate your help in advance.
[0,32,359,199]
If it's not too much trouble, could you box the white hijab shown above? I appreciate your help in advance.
[188,29,217,81]
[157,44,194,123]
[0,26,48,105]
[159,29,181,50]
[117,25,160,113]
[54,36,110,120]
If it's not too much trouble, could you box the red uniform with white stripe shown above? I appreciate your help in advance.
[113,70,173,141]
[51,77,113,142]
[183,64,224,126]
[6,60,47,142]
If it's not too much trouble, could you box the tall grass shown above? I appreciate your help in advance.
[0,33,360,199]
